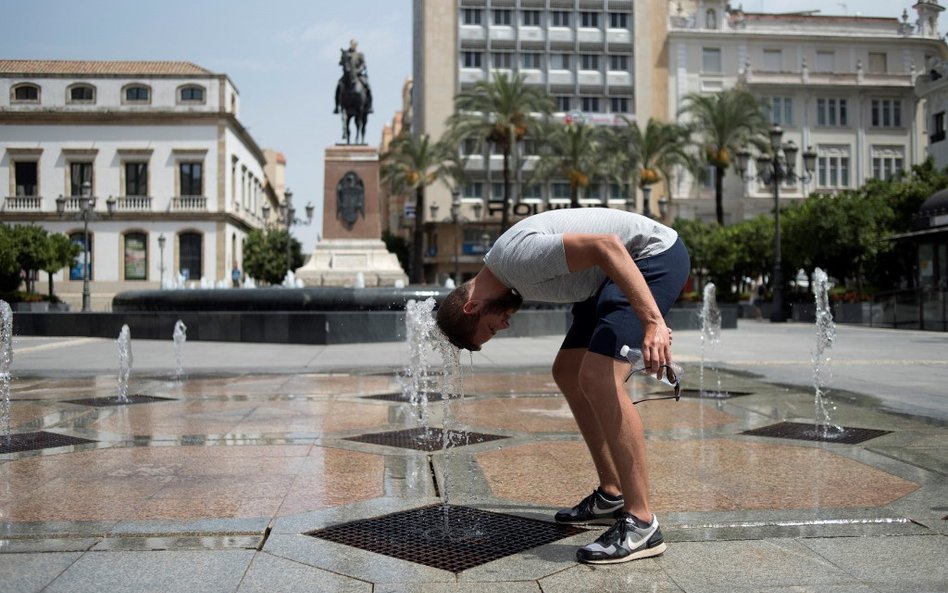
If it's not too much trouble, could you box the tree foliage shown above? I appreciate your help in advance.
[449,71,553,232]
[680,88,769,225]
[242,228,303,286]
[380,132,460,284]
[0,223,79,298]
[530,121,606,208]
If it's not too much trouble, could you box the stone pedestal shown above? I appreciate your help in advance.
[296,145,408,287]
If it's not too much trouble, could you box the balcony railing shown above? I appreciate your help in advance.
[171,195,207,211]
[3,195,43,212]
[115,195,152,212]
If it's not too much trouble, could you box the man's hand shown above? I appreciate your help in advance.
[641,322,673,378]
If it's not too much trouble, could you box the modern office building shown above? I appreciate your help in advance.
[411,1,948,281]
[0,60,278,309]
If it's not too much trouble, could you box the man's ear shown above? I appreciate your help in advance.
[462,300,481,315]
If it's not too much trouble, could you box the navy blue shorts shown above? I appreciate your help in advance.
[560,237,690,359]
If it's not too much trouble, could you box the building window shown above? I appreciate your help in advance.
[124,85,150,103]
[179,85,205,103]
[179,162,203,196]
[490,182,505,202]
[556,96,571,111]
[581,96,600,112]
[125,162,148,196]
[69,232,92,281]
[68,84,95,103]
[521,53,542,70]
[462,8,482,25]
[580,54,600,71]
[871,99,903,128]
[14,161,38,196]
[817,147,851,189]
[608,12,629,29]
[932,112,946,143]
[608,55,629,71]
[610,97,629,113]
[815,50,835,72]
[69,162,93,196]
[12,83,40,102]
[609,183,624,200]
[124,232,147,281]
[179,232,203,280]
[552,182,571,199]
[492,9,512,26]
[766,97,793,125]
[550,53,570,70]
[462,51,483,68]
[871,146,905,181]
[522,184,542,199]
[763,49,782,71]
[580,11,600,28]
[522,138,538,156]
[461,138,479,156]
[551,11,570,27]
[491,52,514,69]
[816,98,848,127]
[463,182,483,199]
[868,52,887,74]
[522,10,540,26]
[702,48,722,73]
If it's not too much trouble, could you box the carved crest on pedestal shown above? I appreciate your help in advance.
[336,171,365,230]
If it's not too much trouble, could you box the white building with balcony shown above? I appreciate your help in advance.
[0,60,278,309]
[668,0,948,223]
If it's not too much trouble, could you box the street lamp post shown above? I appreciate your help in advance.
[56,180,115,312]
[157,234,166,288]
[736,124,816,323]
[262,188,315,282]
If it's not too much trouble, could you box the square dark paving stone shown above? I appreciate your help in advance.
[63,395,177,407]
[742,421,891,444]
[0,431,97,454]
[307,503,587,573]
[344,427,506,452]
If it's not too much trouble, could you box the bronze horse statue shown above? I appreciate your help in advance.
[338,49,369,145]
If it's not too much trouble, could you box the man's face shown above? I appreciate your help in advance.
[470,290,523,348]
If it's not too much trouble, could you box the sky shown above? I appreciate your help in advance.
[1,0,940,252]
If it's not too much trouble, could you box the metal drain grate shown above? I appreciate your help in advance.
[0,431,97,454]
[308,503,586,572]
[676,389,752,399]
[742,421,891,444]
[64,395,177,407]
[362,392,467,403]
[344,427,506,452]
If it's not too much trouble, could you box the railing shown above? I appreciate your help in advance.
[115,195,152,212]
[60,195,100,212]
[171,195,207,211]
[3,195,43,212]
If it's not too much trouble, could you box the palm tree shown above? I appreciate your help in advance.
[606,117,695,221]
[680,88,768,225]
[448,72,553,232]
[380,132,460,284]
[530,120,607,208]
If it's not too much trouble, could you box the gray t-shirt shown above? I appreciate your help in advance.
[483,208,678,303]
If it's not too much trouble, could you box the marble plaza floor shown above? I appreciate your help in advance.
[1,322,947,593]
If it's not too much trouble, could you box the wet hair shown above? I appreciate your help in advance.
[436,280,482,351]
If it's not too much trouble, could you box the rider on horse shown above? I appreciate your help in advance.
[334,39,373,114]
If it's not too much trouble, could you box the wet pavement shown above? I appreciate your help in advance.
[1,321,947,592]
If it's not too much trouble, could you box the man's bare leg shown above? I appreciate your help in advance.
[552,348,621,496]
[578,350,652,522]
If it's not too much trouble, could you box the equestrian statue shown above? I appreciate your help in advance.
[334,39,373,145]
